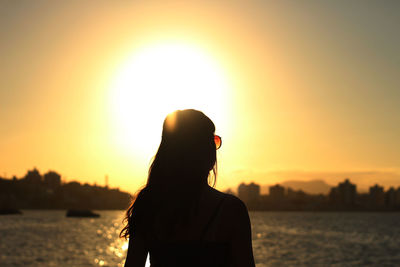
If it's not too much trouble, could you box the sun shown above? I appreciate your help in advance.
[109,42,229,158]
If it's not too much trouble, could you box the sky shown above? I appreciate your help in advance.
[1,0,399,193]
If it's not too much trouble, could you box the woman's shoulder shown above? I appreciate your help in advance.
[205,186,248,214]
[205,187,250,237]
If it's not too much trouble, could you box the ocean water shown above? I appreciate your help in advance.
[0,211,399,266]
[251,212,400,266]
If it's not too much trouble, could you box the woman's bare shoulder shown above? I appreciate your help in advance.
[223,194,249,219]
[205,187,249,216]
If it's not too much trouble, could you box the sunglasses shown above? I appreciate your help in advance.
[214,135,222,150]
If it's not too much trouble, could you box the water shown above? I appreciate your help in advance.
[0,210,128,267]
[1,211,399,266]
[251,212,400,266]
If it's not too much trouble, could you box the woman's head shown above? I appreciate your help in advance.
[120,109,220,240]
[148,109,218,187]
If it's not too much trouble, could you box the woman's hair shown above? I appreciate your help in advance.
[120,109,218,240]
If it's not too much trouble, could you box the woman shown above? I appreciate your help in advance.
[121,109,255,267]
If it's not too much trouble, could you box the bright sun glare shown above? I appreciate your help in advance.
[110,42,229,157]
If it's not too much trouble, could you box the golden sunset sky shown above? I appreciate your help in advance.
[1,0,399,193]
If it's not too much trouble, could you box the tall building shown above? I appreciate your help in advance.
[238,183,247,202]
[369,184,385,207]
[385,187,400,208]
[269,184,285,200]
[238,182,260,205]
[24,168,42,184]
[330,179,356,206]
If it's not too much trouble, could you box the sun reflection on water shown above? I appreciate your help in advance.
[121,241,128,251]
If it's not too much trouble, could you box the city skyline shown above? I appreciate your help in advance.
[237,179,400,211]
[2,167,400,196]
[2,167,400,212]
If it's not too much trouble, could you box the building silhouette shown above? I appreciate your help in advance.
[2,168,400,212]
[329,179,357,207]
[369,184,385,208]
[0,168,131,210]
[24,168,42,184]
[385,187,400,208]
[238,182,260,209]
[269,184,285,201]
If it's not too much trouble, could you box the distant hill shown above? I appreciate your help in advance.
[261,179,333,195]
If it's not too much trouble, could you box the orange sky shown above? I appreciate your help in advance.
[1,1,399,193]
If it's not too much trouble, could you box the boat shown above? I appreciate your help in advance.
[66,209,100,218]
[0,209,22,215]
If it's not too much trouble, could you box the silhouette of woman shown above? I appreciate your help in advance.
[121,109,255,267]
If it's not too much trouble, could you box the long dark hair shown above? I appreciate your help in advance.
[120,109,218,241]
